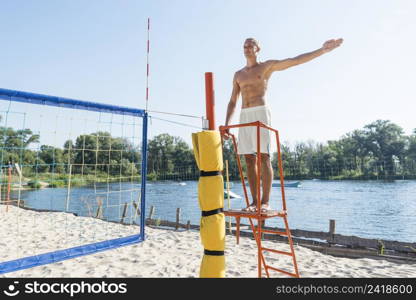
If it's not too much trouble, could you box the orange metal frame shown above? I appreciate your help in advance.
[219,121,300,278]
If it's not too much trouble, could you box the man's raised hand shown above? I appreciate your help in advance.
[322,38,343,53]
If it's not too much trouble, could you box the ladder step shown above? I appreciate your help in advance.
[260,229,288,236]
[231,225,250,230]
[261,247,292,256]
[266,265,298,278]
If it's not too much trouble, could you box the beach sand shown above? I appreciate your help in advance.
[1,205,415,278]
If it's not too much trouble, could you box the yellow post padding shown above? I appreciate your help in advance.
[193,131,223,171]
[200,214,225,250]
[192,130,225,278]
[200,256,225,278]
[198,175,223,211]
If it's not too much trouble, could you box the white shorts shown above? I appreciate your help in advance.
[237,105,272,155]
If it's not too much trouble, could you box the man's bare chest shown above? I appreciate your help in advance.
[237,68,269,88]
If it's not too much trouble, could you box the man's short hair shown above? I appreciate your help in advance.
[245,38,261,51]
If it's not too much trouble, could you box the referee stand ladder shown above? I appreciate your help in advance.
[219,121,300,278]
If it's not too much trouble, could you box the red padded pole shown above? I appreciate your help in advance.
[205,72,216,130]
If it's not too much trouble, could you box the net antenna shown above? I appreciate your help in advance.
[145,18,150,112]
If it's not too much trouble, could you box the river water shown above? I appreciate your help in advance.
[13,179,416,242]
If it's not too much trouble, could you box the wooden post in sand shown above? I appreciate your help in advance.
[65,164,73,212]
[120,202,128,223]
[132,201,141,222]
[148,205,155,220]
[175,208,181,230]
[15,163,23,209]
[95,200,103,219]
[328,219,336,245]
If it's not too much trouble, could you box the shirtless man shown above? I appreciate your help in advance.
[224,37,343,212]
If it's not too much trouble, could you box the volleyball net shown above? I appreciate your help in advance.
[0,88,148,274]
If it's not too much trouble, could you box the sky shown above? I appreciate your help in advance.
[1,0,415,148]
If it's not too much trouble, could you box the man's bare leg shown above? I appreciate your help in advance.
[260,153,273,211]
[244,154,258,211]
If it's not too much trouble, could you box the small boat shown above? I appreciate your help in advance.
[224,190,241,199]
[272,181,301,188]
[245,181,301,188]
[178,182,187,186]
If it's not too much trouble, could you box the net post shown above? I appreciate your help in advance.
[140,112,148,240]
[204,72,216,130]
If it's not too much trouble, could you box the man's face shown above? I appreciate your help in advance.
[244,40,259,58]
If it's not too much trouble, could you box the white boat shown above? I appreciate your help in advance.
[224,190,241,199]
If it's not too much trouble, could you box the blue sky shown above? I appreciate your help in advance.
[1,0,414,148]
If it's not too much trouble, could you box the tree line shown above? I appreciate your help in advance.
[1,119,415,181]
[0,129,140,178]
[148,119,416,180]
[275,120,416,180]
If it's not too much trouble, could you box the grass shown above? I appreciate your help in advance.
[27,180,42,189]
[3,172,142,190]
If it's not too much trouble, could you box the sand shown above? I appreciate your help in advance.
[1,205,415,278]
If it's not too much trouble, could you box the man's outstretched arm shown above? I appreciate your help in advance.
[267,38,343,72]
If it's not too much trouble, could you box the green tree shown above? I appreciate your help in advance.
[362,120,406,176]
[221,139,241,179]
[39,145,65,173]
[171,138,195,175]
[147,134,175,174]
[0,127,39,174]
[68,132,140,176]
[407,129,416,160]
[0,128,40,149]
